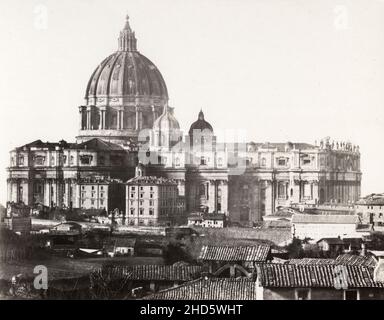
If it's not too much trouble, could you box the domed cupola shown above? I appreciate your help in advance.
[77,15,169,145]
[151,105,182,149]
[188,110,213,136]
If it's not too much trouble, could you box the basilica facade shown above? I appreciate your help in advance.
[6,16,362,226]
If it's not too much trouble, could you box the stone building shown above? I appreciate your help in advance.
[6,15,362,226]
[125,165,185,226]
[355,193,384,226]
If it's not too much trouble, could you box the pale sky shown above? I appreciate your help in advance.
[0,0,384,205]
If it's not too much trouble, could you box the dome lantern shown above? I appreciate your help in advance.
[118,15,137,52]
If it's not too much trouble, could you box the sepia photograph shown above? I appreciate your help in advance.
[1,0,384,309]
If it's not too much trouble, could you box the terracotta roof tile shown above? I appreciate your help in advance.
[199,244,270,262]
[257,263,384,288]
[335,254,377,268]
[97,265,202,281]
[144,278,257,300]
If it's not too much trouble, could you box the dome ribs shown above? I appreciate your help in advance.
[104,52,122,97]
[86,54,114,99]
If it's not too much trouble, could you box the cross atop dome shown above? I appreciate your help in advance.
[118,14,137,51]
[123,14,132,32]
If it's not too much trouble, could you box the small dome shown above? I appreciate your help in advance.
[153,106,180,132]
[188,110,213,136]
[151,106,181,149]
[85,16,168,102]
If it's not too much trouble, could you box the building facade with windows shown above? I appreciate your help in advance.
[126,172,184,226]
[6,16,361,226]
[355,193,384,226]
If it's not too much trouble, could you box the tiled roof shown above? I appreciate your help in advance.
[188,213,225,221]
[256,263,384,288]
[288,258,337,265]
[110,237,136,248]
[76,138,125,151]
[199,244,270,262]
[127,176,177,185]
[263,220,291,228]
[17,139,77,151]
[335,254,377,268]
[292,214,359,224]
[356,194,384,206]
[16,138,125,151]
[99,265,202,281]
[144,278,257,300]
[317,238,345,245]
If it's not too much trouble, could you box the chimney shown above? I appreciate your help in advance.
[360,243,366,256]
[374,257,384,283]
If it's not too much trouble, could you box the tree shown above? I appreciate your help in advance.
[286,238,305,259]
[368,232,384,250]
[163,242,193,265]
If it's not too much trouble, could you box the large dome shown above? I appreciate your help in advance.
[77,16,170,145]
[85,16,168,103]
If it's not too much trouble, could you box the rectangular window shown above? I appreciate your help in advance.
[149,200,154,206]
[140,208,144,215]
[278,158,286,166]
[80,155,93,165]
[18,155,25,166]
[35,156,45,166]
[149,209,154,216]
[130,208,135,215]
[304,183,312,198]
